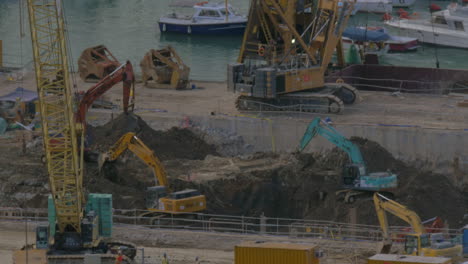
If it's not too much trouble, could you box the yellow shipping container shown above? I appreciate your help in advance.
[368,254,452,264]
[235,241,319,264]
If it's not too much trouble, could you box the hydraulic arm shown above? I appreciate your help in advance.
[299,118,397,203]
[76,61,135,125]
[299,117,365,169]
[100,132,206,214]
[99,132,168,187]
[373,193,462,258]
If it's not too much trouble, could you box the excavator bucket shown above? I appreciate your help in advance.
[78,45,120,82]
[140,46,190,90]
[377,240,393,254]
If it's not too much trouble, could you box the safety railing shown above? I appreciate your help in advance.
[0,207,462,245]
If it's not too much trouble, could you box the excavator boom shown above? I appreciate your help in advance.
[373,193,462,259]
[100,132,168,187]
[76,61,135,125]
[374,193,426,239]
[100,132,206,214]
[299,117,365,167]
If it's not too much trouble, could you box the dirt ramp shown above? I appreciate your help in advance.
[89,113,218,160]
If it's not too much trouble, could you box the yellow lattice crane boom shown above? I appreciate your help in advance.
[26,0,84,234]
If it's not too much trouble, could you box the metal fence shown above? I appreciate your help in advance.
[1,207,462,245]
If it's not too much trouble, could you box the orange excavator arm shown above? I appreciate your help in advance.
[75,61,135,125]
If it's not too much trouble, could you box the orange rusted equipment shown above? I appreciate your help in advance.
[76,61,135,126]
[78,45,120,82]
[140,46,190,89]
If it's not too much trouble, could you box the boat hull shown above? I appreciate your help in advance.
[385,20,468,49]
[158,21,247,35]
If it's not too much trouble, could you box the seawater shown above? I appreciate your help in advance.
[0,0,466,81]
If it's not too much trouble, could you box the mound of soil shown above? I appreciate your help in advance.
[89,113,218,160]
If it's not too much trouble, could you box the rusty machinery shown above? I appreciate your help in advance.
[140,46,190,89]
[78,45,120,82]
[227,0,358,114]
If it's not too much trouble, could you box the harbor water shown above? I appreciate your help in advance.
[0,0,467,81]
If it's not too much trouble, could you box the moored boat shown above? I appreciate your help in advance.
[158,1,247,35]
[385,3,468,49]
[342,26,419,53]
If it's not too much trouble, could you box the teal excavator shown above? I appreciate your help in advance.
[299,117,398,203]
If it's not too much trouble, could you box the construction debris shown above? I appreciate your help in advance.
[140,46,190,89]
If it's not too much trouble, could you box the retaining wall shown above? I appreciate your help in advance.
[141,114,468,185]
[91,111,467,185]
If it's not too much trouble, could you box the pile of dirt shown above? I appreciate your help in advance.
[0,115,465,229]
[81,133,466,227]
[88,113,218,160]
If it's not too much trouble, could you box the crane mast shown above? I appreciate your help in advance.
[26,0,83,235]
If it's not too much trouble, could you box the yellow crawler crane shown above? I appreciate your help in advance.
[228,0,357,113]
[99,132,206,214]
[373,193,462,259]
[14,1,136,263]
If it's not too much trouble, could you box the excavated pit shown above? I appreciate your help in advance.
[0,113,465,228]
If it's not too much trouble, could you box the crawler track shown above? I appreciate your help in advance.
[235,83,358,114]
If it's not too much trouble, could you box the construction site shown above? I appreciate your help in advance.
[0,0,468,264]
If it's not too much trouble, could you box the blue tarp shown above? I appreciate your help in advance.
[0,87,38,102]
[343,27,390,42]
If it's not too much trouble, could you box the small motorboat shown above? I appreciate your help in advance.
[342,26,419,53]
[158,1,247,35]
[385,3,468,49]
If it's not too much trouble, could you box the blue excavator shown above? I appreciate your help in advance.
[299,117,398,203]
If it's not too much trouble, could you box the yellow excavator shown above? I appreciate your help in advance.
[373,193,462,259]
[99,132,206,214]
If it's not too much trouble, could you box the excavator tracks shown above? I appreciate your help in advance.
[235,83,358,114]
[105,240,138,260]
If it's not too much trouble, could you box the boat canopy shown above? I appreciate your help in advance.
[343,27,390,42]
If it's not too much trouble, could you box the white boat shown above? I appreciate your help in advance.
[342,26,419,53]
[158,1,247,35]
[392,0,416,8]
[353,0,393,14]
[385,3,468,49]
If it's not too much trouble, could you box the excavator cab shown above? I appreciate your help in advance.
[404,234,430,255]
[342,163,368,187]
[146,186,169,209]
[342,164,360,186]
[35,226,49,249]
